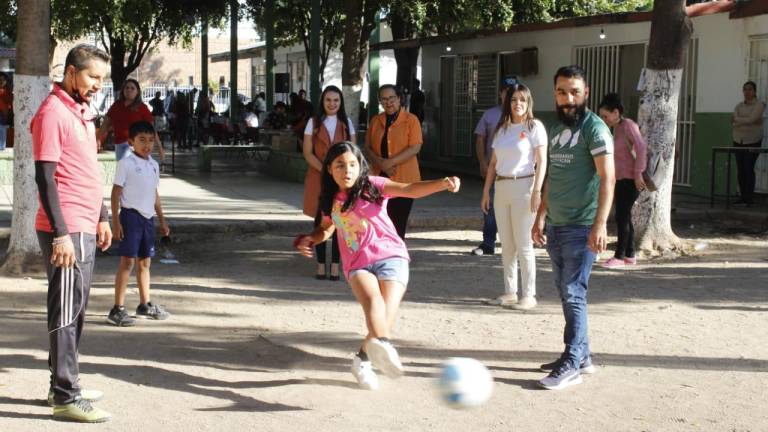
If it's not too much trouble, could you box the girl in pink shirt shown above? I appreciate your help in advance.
[598,93,648,268]
[295,141,460,390]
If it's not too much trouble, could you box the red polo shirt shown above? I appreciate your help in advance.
[32,83,103,235]
[106,101,153,144]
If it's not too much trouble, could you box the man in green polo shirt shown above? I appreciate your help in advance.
[532,65,615,390]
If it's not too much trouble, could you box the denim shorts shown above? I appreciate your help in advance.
[348,257,409,287]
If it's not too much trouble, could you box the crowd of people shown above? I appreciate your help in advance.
[22,40,768,424]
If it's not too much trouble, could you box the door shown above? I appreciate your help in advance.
[748,36,768,193]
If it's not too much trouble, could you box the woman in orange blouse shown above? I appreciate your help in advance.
[364,85,422,239]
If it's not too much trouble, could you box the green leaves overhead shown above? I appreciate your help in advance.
[385,0,653,39]
[245,0,346,80]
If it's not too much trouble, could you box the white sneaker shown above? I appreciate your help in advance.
[484,293,518,306]
[365,338,404,379]
[351,355,379,390]
[508,296,537,310]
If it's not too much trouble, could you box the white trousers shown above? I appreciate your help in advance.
[493,177,536,298]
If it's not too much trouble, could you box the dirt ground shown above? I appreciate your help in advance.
[0,222,766,432]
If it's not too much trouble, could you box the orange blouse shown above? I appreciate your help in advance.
[365,109,422,183]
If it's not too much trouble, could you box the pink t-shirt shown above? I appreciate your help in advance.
[32,84,103,235]
[613,118,647,180]
[327,176,410,278]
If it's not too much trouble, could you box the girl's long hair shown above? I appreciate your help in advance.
[319,141,382,216]
[493,83,537,139]
[118,78,143,111]
[313,85,350,141]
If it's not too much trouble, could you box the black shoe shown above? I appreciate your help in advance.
[732,198,753,207]
[329,275,340,281]
[470,245,495,256]
[315,273,327,280]
[106,306,136,327]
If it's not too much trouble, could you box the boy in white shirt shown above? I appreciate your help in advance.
[107,121,171,326]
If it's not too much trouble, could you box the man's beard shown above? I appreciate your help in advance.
[556,102,587,127]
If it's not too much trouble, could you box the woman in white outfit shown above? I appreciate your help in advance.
[481,83,547,310]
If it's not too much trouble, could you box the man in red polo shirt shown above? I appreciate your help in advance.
[32,44,113,423]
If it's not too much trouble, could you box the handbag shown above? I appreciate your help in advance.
[623,121,660,192]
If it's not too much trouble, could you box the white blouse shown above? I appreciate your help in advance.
[492,119,547,177]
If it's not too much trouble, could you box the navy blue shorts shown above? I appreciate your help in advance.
[116,208,155,258]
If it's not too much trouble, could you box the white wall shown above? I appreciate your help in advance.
[421,12,768,114]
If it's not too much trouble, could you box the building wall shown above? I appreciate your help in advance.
[419,11,768,197]
[251,39,397,106]
[51,34,253,96]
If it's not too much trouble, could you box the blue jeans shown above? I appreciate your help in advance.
[115,142,130,161]
[0,124,7,150]
[545,224,596,368]
[481,184,497,250]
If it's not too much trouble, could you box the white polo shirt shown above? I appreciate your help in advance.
[113,150,160,219]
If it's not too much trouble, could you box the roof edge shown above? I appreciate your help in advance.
[371,1,741,52]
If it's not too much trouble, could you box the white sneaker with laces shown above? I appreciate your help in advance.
[509,296,537,310]
[484,293,518,306]
[351,355,379,390]
[365,338,404,379]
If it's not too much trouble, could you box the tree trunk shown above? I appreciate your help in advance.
[342,0,365,127]
[390,15,418,99]
[110,46,129,97]
[341,0,377,127]
[2,0,49,275]
[633,0,693,255]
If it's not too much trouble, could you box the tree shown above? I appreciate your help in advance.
[341,0,380,125]
[2,0,229,92]
[246,0,345,83]
[1,0,50,275]
[632,0,692,254]
[0,0,16,45]
[90,0,228,93]
[386,0,515,93]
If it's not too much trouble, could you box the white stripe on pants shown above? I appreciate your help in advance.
[493,177,536,298]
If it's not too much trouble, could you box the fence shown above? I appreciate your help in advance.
[91,83,242,115]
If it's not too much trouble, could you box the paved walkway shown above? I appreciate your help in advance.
[0,162,765,238]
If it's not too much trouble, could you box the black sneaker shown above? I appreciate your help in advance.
[136,302,170,320]
[106,306,136,327]
[540,356,596,374]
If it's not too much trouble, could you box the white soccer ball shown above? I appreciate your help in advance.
[438,357,493,409]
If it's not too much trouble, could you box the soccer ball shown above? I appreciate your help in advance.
[438,357,493,409]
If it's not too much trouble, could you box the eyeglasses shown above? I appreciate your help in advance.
[379,95,399,103]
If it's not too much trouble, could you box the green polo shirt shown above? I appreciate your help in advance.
[546,110,613,226]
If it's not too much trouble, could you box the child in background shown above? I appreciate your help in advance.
[107,121,170,326]
[295,141,460,390]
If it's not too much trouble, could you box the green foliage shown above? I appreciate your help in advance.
[0,0,17,44]
[386,0,515,37]
[385,0,653,38]
[547,0,651,21]
[246,0,346,79]
[208,78,220,94]
[2,0,228,87]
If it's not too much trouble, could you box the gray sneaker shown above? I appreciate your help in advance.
[135,302,170,320]
[106,306,136,327]
[540,356,596,374]
[539,363,583,390]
